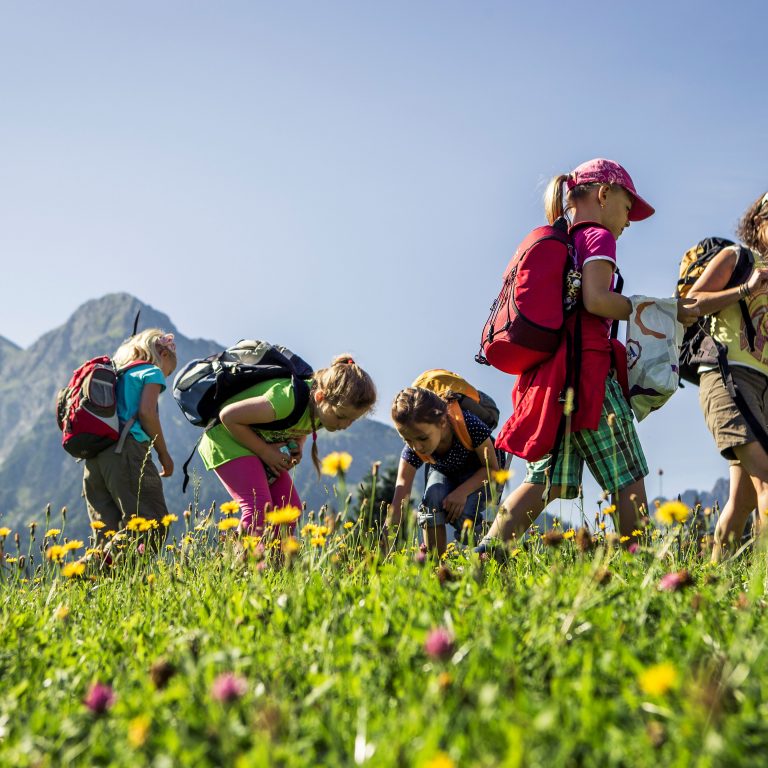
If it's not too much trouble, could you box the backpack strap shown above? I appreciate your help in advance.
[610,269,624,340]
[414,402,474,465]
[113,360,153,454]
[732,245,757,352]
[181,375,312,493]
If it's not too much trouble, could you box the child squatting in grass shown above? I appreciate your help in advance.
[386,386,504,556]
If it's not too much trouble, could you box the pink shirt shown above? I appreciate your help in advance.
[572,224,617,332]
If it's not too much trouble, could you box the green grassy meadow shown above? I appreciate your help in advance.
[2,491,768,767]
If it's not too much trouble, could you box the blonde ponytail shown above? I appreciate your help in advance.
[544,174,569,224]
[308,355,377,475]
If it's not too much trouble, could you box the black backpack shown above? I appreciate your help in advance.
[173,340,313,490]
[675,239,768,453]
[676,238,755,385]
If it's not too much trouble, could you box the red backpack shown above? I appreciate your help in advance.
[476,217,580,375]
[56,357,149,459]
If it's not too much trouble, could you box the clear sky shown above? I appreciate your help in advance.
[1,1,766,505]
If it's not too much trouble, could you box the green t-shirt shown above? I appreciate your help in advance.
[198,378,316,470]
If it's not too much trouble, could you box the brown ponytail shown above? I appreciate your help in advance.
[391,387,447,428]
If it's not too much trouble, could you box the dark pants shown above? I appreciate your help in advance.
[83,435,169,549]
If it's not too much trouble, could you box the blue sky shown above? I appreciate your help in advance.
[1,1,766,506]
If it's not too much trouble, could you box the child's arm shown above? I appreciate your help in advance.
[581,260,633,320]
[138,383,173,477]
[219,397,291,477]
[386,458,418,529]
[583,260,699,325]
[688,247,768,314]
[442,438,500,523]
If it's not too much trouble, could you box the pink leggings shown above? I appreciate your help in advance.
[214,456,301,534]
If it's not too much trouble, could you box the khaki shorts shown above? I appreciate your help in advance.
[699,366,768,461]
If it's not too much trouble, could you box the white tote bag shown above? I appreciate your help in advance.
[625,296,683,421]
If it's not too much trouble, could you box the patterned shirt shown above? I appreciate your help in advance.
[401,410,504,478]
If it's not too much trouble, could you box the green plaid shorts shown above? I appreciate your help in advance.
[525,377,648,499]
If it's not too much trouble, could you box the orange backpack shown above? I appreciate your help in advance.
[410,369,500,463]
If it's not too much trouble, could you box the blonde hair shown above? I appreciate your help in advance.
[113,328,175,368]
[308,354,377,473]
[543,174,618,225]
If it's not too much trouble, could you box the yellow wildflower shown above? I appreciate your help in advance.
[45,528,61,538]
[126,517,146,531]
[603,504,617,516]
[638,663,678,696]
[632,529,644,536]
[301,523,317,537]
[0,527,11,538]
[620,536,630,543]
[147,574,155,585]
[218,518,239,531]
[139,519,159,532]
[104,530,117,538]
[282,537,300,554]
[86,548,101,556]
[655,501,690,526]
[61,562,85,578]
[63,540,84,552]
[320,451,353,476]
[46,545,66,562]
[128,714,150,748]
[343,521,354,530]
[266,505,302,526]
[311,535,327,547]
[90,521,106,530]
[5,556,17,563]
[166,544,175,551]
[54,604,69,621]
[599,522,606,530]
[563,529,575,539]
[161,514,178,527]
[425,752,456,768]
[219,501,241,515]
[492,468,511,484]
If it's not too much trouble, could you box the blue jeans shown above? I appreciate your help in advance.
[417,467,489,535]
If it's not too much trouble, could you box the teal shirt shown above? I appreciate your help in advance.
[117,364,166,443]
[198,378,316,470]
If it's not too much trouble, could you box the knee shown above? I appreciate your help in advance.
[422,484,446,513]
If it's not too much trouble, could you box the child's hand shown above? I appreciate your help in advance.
[747,268,768,296]
[158,450,174,477]
[442,489,468,523]
[676,297,700,327]
[260,443,293,477]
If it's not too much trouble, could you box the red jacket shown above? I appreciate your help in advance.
[495,312,629,461]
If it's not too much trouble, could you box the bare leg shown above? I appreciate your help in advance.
[482,482,558,542]
[613,478,648,538]
[423,524,448,556]
[713,458,760,562]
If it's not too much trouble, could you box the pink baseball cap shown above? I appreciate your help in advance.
[567,158,655,221]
